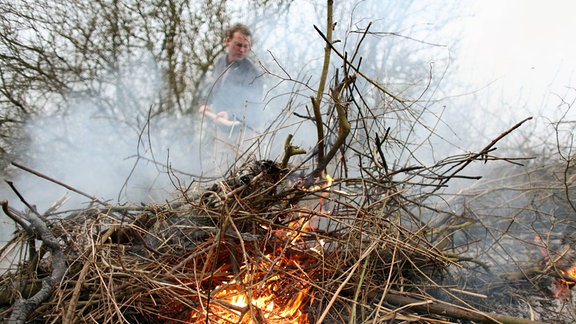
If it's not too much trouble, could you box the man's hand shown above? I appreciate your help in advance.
[199,105,240,126]
[214,111,229,122]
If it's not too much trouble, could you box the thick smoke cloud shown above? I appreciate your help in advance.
[2,108,196,209]
[0,60,207,215]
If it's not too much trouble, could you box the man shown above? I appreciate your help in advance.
[199,23,264,130]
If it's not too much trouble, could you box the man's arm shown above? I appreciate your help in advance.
[199,105,240,127]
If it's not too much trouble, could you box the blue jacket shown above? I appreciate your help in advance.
[203,54,264,127]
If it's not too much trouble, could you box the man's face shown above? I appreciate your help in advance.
[226,31,251,63]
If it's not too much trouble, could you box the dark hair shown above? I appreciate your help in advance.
[227,23,252,39]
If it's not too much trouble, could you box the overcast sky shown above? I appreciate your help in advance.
[457,0,576,125]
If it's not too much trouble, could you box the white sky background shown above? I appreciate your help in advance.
[462,0,576,94]
[450,0,576,149]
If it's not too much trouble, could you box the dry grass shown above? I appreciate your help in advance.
[3,150,567,323]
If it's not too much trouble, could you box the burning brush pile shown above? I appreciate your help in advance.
[3,151,575,323]
[0,158,460,323]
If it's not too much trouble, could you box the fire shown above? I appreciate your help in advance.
[303,172,333,194]
[559,266,576,285]
[183,173,336,323]
[186,251,315,324]
[217,254,312,323]
[547,268,576,299]
[534,235,576,298]
[210,279,311,323]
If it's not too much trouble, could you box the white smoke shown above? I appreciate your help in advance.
[3,0,576,223]
[0,59,207,214]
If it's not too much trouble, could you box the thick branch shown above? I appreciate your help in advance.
[281,134,306,168]
[305,75,355,185]
[1,200,31,233]
[313,25,406,106]
[384,292,545,324]
[318,77,353,173]
[311,0,333,165]
[4,199,67,324]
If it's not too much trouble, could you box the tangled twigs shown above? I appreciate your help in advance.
[313,25,406,106]
[1,200,66,324]
[435,116,534,190]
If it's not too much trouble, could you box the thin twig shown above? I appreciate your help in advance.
[436,117,533,189]
[11,162,108,207]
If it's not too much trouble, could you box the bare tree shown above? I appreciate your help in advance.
[0,0,235,165]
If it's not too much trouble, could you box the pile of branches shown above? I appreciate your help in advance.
[0,149,551,323]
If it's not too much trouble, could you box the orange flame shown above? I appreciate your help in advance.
[534,235,576,298]
[559,266,576,285]
[187,259,314,324]
[185,221,320,323]
[210,281,311,323]
[184,174,335,322]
